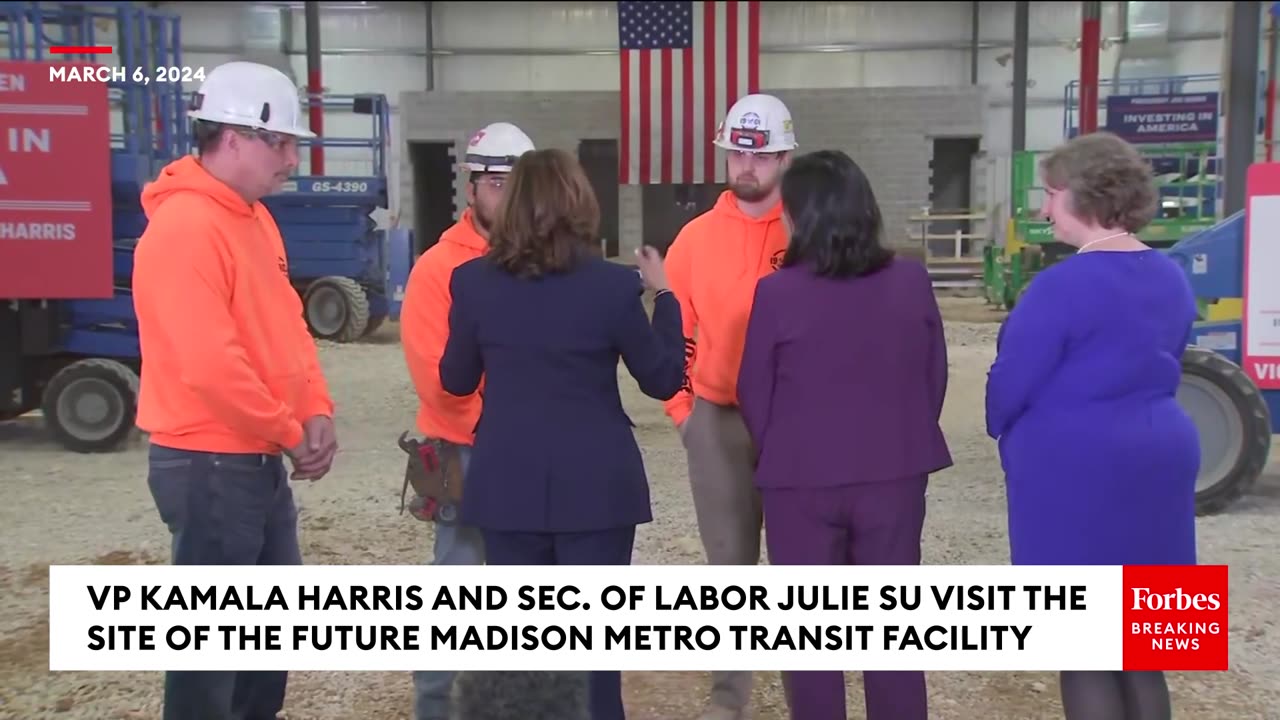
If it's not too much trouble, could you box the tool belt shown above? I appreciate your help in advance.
[397,431,465,523]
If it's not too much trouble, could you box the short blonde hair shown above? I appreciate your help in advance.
[1039,131,1158,233]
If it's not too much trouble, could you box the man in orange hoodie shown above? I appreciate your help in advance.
[663,94,798,720]
[398,121,535,720]
[130,61,336,720]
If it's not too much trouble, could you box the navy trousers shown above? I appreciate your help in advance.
[146,443,302,720]
[760,476,930,720]
[482,526,637,720]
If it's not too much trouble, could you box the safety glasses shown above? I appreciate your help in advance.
[234,127,297,151]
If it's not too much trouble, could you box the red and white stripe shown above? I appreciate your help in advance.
[620,1,760,185]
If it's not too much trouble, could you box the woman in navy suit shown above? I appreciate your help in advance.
[439,147,684,720]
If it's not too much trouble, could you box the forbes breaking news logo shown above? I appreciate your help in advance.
[1122,565,1228,671]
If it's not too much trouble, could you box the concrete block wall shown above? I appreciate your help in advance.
[397,90,645,257]
[772,86,989,249]
[399,85,987,256]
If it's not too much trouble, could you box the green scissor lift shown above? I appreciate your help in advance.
[983,142,1221,310]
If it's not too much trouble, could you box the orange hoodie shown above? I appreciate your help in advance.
[663,190,789,427]
[132,155,334,454]
[400,209,488,445]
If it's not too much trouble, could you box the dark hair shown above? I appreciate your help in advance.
[1039,131,1158,233]
[192,119,283,156]
[193,120,228,155]
[779,150,894,278]
[486,148,601,278]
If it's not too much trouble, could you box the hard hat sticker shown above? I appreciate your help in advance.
[729,128,769,150]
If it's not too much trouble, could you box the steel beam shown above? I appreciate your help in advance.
[1079,1,1102,135]
[1013,1,1029,151]
[305,0,324,175]
[1224,2,1261,216]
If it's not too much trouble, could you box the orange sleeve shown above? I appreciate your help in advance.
[134,207,305,451]
[401,249,459,413]
[297,344,335,421]
[662,231,698,427]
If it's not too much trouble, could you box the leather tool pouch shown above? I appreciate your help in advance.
[397,431,465,520]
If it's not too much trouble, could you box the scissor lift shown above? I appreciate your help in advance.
[264,93,410,343]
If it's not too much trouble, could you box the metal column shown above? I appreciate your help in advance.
[1224,1,1262,216]
[1012,1,1029,151]
[1079,1,1102,135]
[305,1,324,175]
[1266,6,1276,161]
[970,1,979,85]
[425,1,435,91]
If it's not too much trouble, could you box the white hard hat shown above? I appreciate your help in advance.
[460,122,535,172]
[712,94,797,153]
[187,61,315,138]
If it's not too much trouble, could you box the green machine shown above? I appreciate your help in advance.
[983,141,1221,310]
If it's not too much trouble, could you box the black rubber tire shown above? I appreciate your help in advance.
[1179,346,1273,516]
[362,314,386,337]
[303,276,370,343]
[41,358,139,453]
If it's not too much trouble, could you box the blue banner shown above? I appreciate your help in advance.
[1104,93,1219,144]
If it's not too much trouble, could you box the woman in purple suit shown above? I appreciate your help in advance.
[736,149,953,720]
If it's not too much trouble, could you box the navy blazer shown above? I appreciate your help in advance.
[736,257,953,490]
[439,254,685,534]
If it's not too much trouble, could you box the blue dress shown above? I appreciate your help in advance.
[985,249,1200,566]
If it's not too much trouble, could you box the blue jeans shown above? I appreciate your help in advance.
[412,444,485,720]
[145,443,301,720]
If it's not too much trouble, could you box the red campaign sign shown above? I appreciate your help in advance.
[0,60,112,299]
[1243,163,1280,389]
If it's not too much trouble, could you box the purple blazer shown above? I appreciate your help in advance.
[736,257,953,489]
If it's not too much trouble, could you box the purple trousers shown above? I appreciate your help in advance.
[761,475,930,720]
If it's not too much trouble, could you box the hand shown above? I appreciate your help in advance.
[289,415,338,481]
[634,245,670,293]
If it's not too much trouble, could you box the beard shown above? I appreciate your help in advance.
[730,177,772,203]
[472,205,492,233]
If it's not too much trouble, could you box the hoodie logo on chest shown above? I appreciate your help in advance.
[769,249,785,270]
[277,256,288,276]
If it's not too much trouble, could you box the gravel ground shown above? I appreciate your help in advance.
[1,296,1277,720]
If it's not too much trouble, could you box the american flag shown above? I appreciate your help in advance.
[618,1,761,185]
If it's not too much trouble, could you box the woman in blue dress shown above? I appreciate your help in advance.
[985,131,1199,720]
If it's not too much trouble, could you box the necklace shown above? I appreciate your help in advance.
[1076,231,1132,253]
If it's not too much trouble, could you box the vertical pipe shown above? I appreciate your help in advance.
[1012,1,1029,151]
[1266,8,1276,161]
[970,1,979,85]
[120,5,135,155]
[173,16,187,156]
[140,10,154,157]
[1224,1,1261,216]
[425,1,435,91]
[304,1,324,175]
[1079,1,1102,135]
